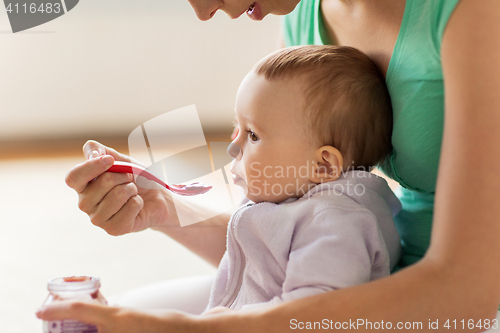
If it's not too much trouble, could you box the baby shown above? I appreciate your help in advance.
[205,45,401,312]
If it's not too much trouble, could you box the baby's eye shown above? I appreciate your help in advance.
[247,130,259,142]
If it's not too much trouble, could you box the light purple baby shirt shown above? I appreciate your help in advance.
[205,170,402,311]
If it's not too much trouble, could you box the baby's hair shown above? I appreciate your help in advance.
[254,45,393,171]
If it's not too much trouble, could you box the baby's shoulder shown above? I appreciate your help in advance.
[300,185,374,215]
[291,191,378,234]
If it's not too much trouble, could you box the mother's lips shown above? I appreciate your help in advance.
[247,2,263,21]
[247,3,255,14]
[233,2,256,19]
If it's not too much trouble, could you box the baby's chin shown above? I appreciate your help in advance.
[244,186,301,204]
[242,179,315,203]
[246,193,293,204]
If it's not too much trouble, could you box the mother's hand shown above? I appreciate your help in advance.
[36,301,196,333]
[65,140,171,236]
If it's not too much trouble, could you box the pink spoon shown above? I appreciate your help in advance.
[107,161,212,196]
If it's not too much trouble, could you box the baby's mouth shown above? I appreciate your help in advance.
[232,174,245,185]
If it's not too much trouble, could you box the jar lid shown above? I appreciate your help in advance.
[47,276,100,293]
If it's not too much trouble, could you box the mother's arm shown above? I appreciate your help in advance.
[37,0,500,329]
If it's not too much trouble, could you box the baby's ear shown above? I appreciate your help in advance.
[309,146,343,184]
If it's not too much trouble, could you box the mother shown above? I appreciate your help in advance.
[37,0,500,331]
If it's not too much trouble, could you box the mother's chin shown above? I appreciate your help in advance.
[187,0,301,22]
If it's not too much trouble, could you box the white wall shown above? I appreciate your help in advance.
[0,0,280,141]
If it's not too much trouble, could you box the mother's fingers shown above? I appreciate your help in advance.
[65,155,115,194]
[36,302,190,333]
[97,194,144,236]
[79,172,134,214]
[36,300,115,326]
[90,182,142,234]
[83,140,131,162]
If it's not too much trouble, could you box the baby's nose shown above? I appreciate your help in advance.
[227,142,241,158]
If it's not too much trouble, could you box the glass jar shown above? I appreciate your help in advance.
[41,276,107,333]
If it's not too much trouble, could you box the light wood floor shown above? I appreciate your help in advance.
[0,147,217,332]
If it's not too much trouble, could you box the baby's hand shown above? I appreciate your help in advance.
[202,306,234,315]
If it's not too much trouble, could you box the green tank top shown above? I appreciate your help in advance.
[282,0,461,268]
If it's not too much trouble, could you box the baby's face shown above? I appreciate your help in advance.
[229,72,318,203]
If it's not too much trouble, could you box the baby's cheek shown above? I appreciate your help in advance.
[243,169,279,201]
[241,165,272,201]
[245,167,264,192]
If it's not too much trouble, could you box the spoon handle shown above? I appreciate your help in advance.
[108,161,172,191]
[107,161,212,196]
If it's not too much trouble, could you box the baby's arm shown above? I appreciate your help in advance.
[241,208,389,311]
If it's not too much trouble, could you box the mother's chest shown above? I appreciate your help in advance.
[320,0,406,77]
